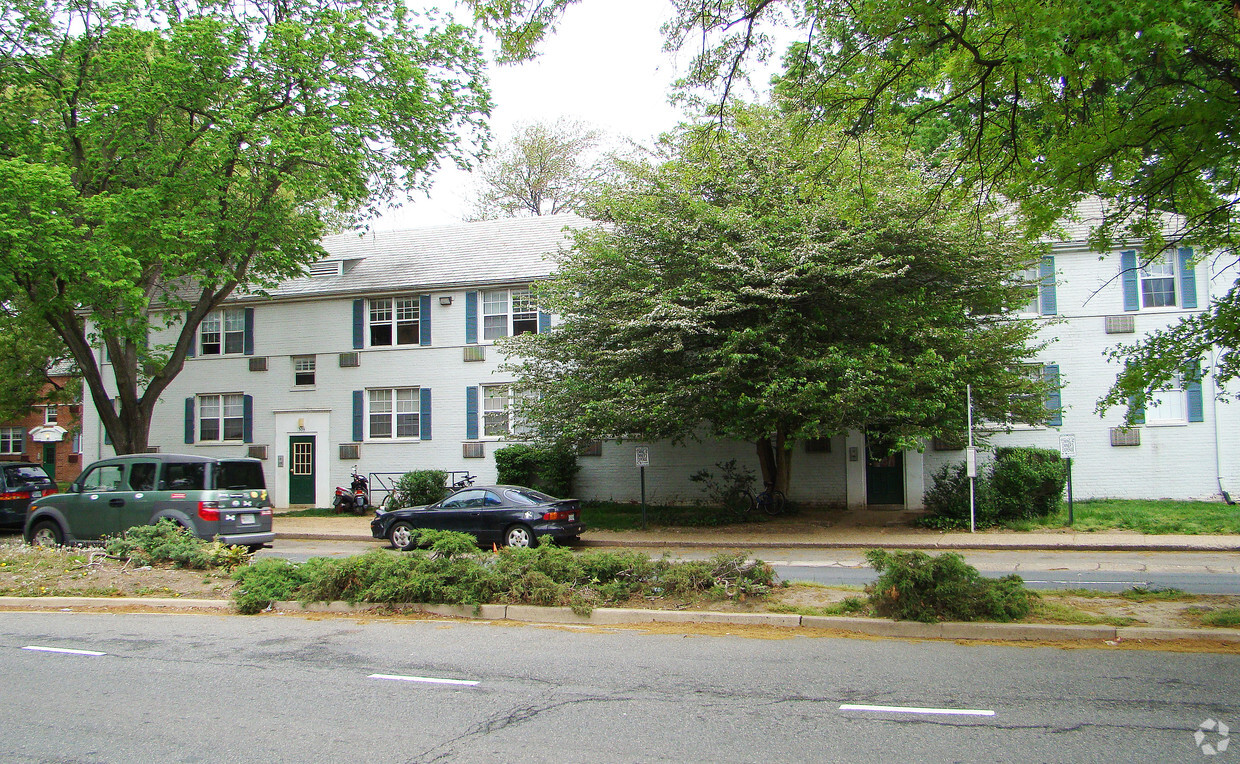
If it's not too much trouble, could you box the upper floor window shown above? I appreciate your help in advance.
[0,426,23,455]
[199,393,245,441]
[293,355,316,386]
[368,387,419,439]
[201,308,246,355]
[44,406,58,425]
[483,287,539,340]
[369,297,419,346]
[1122,248,1197,312]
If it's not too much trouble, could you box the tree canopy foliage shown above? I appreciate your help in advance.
[0,0,490,452]
[0,297,76,422]
[502,106,1049,491]
[469,118,615,219]
[470,0,1240,412]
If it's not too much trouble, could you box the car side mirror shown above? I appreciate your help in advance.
[68,482,80,493]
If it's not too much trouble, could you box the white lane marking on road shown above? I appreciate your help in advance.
[368,673,479,687]
[1022,580,1147,586]
[840,704,994,717]
[22,646,106,656]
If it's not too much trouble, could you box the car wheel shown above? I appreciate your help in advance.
[30,520,64,548]
[503,524,537,549]
[389,521,417,551]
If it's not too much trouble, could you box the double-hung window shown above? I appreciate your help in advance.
[1144,375,1188,423]
[369,388,419,439]
[293,355,316,386]
[201,308,246,355]
[198,394,245,441]
[0,426,23,454]
[482,287,540,339]
[369,297,419,346]
[482,385,510,436]
[44,406,58,425]
[1122,249,1197,311]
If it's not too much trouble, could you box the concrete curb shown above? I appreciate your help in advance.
[5,595,1237,643]
[272,532,1240,553]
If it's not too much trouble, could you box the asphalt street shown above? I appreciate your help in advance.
[256,539,1240,594]
[2,610,1236,762]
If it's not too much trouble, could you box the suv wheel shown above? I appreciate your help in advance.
[30,520,64,548]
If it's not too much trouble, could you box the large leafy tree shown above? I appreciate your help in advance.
[469,118,615,219]
[502,106,1048,493]
[0,0,490,453]
[0,297,76,422]
[469,0,1240,416]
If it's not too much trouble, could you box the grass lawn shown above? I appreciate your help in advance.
[1009,499,1240,535]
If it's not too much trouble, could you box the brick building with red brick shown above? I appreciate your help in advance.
[0,374,83,485]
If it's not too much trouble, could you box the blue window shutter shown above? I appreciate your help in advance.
[420,295,432,346]
[184,397,195,444]
[538,310,551,333]
[1187,360,1204,423]
[243,307,255,356]
[1128,395,1145,425]
[186,312,196,358]
[1120,251,1139,311]
[242,394,253,443]
[352,299,365,349]
[466,386,479,440]
[1179,247,1198,309]
[1043,364,1062,426]
[465,291,478,344]
[420,388,432,440]
[352,390,364,442]
[1038,256,1056,315]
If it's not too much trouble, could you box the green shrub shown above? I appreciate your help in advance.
[387,470,448,509]
[494,443,579,496]
[919,462,991,528]
[990,447,1066,519]
[689,460,757,519]
[106,520,250,570]
[865,549,1033,623]
[232,557,312,614]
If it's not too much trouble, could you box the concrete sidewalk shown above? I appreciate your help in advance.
[272,513,1240,553]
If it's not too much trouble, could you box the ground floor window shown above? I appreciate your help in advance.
[0,426,23,454]
[369,388,419,439]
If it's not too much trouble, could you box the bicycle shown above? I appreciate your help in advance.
[751,482,787,516]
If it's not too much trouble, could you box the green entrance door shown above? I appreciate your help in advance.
[288,436,316,505]
[41,443,56,482]
[866,447,905,506]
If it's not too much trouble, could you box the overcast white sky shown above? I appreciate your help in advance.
[373,0,733,231]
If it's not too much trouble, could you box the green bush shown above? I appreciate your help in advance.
[228,532,776,615]
[106,520,251,570]
[494,443,579,496]
[689,459,757,519]
[865,549,1033,623]
[387,470,449,509]
[920,447,1066,528]
[990,447,1066,519]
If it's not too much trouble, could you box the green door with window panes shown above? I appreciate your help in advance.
[41,444,56,481]
[288,436,315,505]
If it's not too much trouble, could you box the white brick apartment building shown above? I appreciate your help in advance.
[78,210,1240,508]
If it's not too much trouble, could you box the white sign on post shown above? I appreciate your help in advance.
[965,447,977,478]
[1059,434,1076,459]
[635,447,650,468]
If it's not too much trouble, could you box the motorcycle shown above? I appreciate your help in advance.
[450,473,476,491]
[332,467,370,514]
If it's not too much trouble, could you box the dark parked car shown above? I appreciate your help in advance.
[0,463,57,529]
[371,485,584,550]
[23,453,274,550]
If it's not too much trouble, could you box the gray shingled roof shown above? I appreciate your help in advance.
[235,214,594,302]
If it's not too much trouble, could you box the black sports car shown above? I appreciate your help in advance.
[371,485,585,550]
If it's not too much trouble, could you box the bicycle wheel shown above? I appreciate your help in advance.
[722,489,754,521]
[758,488,787,516]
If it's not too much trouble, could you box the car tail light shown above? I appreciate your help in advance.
[197,501,220,521]
[0,491,31,502]
[42,487,57,497]
[543,509,575,521]
[259,509,272,516]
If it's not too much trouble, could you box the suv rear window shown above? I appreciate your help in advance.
[159,461,207,491]
[3,464,52,488]
[214,461,266,491]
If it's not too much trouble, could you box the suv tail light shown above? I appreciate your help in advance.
[197,501,220,521]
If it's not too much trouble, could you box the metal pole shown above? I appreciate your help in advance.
[967,384,975,534]
[1067,458,1074,526]
[640,465,647,530]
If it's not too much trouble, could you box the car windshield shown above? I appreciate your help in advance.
[505,488,554,506]
[214,460,266,490]
[3,464,50,486]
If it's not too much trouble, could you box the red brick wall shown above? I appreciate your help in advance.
[0,376,82,485]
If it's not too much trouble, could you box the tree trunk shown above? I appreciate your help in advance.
[755,427,794,495]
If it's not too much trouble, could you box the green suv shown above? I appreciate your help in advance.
[23,453,274,551]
